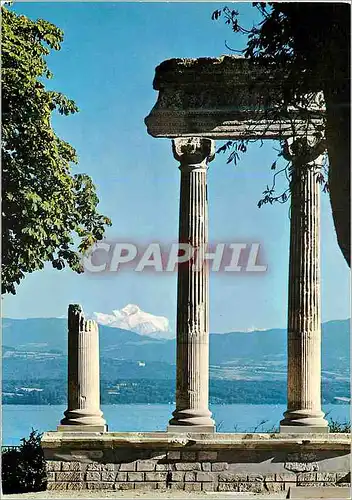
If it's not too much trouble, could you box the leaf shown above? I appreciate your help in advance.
[1,6,111,294]
[211,10,221,21]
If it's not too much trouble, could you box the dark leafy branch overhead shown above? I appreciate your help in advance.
[213,2,350,266]
[212,3,331,208]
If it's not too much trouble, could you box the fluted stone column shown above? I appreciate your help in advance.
[168,138,215,433]
[280,138,328,433]
[59,304,107,432]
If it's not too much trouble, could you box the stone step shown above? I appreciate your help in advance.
[287,486,351,499]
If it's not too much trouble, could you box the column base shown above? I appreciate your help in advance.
[167,425,215,433]
[280,409,329,433]
[57,424,108,432]
[60,408,106,428]
[169,408,215,429]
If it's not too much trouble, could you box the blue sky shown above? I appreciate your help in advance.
[3,2,350,332]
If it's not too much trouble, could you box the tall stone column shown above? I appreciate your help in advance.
[59,304,107,432]
[280,138,328,433]
[168,138,215,433]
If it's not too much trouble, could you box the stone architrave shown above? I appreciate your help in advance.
[58,304,107,432]
[280,138,328,433]
[167,138,215,433]
[145,56,324,140]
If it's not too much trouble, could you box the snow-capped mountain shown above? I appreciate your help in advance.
[92,304,173,339]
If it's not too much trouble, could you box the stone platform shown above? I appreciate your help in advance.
[41,432,351,494]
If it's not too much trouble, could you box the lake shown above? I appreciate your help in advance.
[2,404,350,445]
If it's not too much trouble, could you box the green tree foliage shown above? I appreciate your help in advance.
[213,3,350,265]
[1,7,112,294]
[1,430,47,493]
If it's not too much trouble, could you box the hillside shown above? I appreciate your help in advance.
[2,317,350,383]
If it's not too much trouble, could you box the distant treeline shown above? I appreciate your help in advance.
[2,379,350,405]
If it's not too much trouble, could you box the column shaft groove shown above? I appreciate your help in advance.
[281,140,328,432]
[169,138,215,431]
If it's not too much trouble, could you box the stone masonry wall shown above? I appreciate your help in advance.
[45,448,351,493]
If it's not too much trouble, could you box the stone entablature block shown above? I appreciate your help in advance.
[145,56,325,140]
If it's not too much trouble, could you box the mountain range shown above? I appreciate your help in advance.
[91,304,172,339]
[2,317,350,383]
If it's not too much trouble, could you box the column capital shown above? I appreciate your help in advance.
[172,138,215,169]
[282,137,326,164]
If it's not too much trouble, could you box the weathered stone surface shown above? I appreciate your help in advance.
[265,482,285,493]
[202,482,216,491]
[87,463,114,472]
[157,482,168,490]
[219,472,247,482]
[171,471,185,482]
[175,462,201,471]
[115,482,134,490]
[127,472,144,482]
[60,305,106,430]
[101,463,115,471]
[169,482,184,490]
[56,472,83,482]
[212,462,228,472]
[262,473,275,481]
[297,472,317,482]
[101,471,116,481]
[218,483,237,492]
[287,452,318,462]
[46,461,61,472]
[145,57,324,140]
[184,482,202,492]
[115,472,127,482]
[150,451,167,460]
[248,473,264,481]
[42,432,350,491]
[62,461,82,471]
[46,472,55,482]
[289,485,351,498]
[47,482,68,490]
[134,482,157,490]
[296,482,326,487]
[86,462,101,471]
[136,460,155,471]
[66,483,84,490]
[181,451,197,461]
[316,472,337,482]
[285,461,319,472]
[198,451,217,461]
[196,472,215,482]
[145,472,168,481]
[202,462,211,472]
[280,145,328,432]
[184,472,196,482]
[237,482,265,493]
[156,463,173,471]
[276,472,297,482]
[85,472,100,481]
[167,451,180,460]
[87,482,114,490]
[120,462,136,471]
[168,138,215,432]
